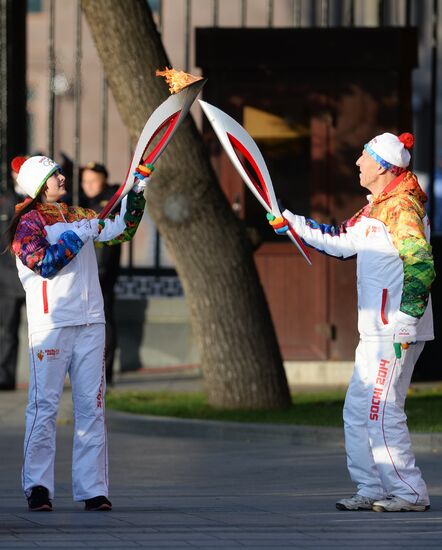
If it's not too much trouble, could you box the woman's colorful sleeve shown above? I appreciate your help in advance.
[99,189,146,246]
[387,199,435,318]
[12,211,85,279]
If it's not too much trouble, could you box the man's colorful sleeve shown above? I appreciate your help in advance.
[387,199,435,318]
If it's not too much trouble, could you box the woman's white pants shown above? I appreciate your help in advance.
[23,323,108,501]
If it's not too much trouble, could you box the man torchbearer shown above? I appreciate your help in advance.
[270,132,435,512]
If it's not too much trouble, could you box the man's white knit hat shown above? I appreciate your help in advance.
[16,155,60,198]
[364,132,414,175]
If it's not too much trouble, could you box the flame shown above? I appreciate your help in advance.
[156,68,203,94]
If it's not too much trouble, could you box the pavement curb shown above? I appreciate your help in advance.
[106,410,442,453]
[409,431,442,453]
[107,410,345,448]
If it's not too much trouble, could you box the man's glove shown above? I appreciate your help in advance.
[393,310,418,358]
[73,218,104,243]
[267,212,289,234]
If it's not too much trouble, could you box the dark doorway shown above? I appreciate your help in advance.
[197,27,417,361]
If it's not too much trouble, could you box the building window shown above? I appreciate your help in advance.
[27,0,42,13]
[147,0,159,12]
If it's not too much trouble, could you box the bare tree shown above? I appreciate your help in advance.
[81,0,291,409]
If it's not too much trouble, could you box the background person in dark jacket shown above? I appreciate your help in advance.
[0,159,26,391]
[80,162,121,385]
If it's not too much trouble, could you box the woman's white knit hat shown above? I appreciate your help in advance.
[364,132,414,175]
[15,155,60,198]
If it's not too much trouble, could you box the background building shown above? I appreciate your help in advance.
[1,0,441,384]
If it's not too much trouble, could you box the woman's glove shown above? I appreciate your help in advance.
[132,178,150,194]
[73,218,104,243]
[133,162,154,193]
[267,212,289,234]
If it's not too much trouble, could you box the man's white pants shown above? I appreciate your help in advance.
[343,339,429,505]
[23,323,108,501]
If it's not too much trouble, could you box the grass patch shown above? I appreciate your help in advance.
[106,387,442,432]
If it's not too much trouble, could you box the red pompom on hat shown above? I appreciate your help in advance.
[399,132,414,150]
[11,156,28,174]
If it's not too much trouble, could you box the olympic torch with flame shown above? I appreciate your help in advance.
[99,69,206,219]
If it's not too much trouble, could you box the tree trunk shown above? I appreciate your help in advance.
[81,0,291,409]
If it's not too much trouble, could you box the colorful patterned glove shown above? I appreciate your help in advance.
[133,162,154,193]
[267,212,289,234]
[393,310,418,358]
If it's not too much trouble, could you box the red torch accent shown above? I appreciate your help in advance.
[98,111,180,219]
[227,133,271,208]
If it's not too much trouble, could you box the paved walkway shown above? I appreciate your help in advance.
[1,374,441,549]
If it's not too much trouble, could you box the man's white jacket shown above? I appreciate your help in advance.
[283,171,435,342]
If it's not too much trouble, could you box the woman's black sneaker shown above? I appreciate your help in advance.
[84,496,112,511]
[27,486,52,511]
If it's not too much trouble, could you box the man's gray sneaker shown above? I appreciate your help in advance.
[372,496,430,512]
[336,494,377,511]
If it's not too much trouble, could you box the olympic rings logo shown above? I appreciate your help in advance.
[39,157,56,167]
